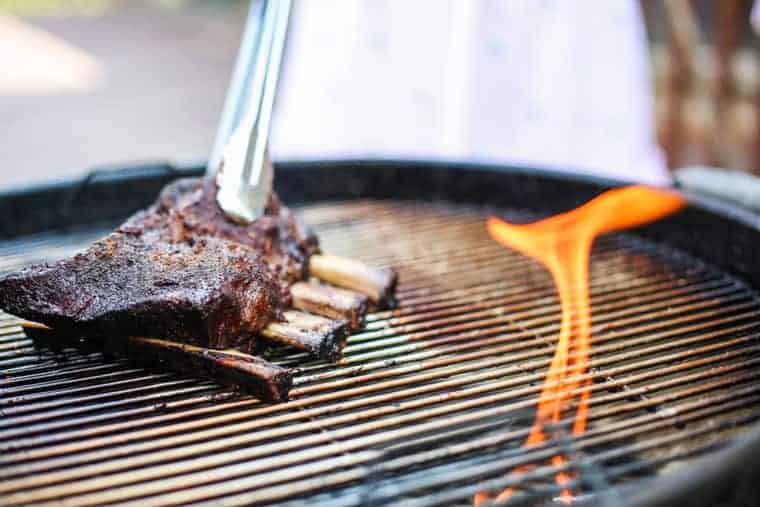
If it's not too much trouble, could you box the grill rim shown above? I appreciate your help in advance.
[2,158,760,506]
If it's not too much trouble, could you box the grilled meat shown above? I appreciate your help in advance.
[0,177,323,349]
[0,231,283,351]
[0,176,392,400]
[131,177,320,283]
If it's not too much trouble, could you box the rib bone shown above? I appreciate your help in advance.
[309,254,397,308]
[290,281,368,331]
[21,322,292,402]
[261,310,348,361]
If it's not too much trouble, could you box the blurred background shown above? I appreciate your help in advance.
[0,0,247,188]
[644,1,759,176]
[0,0,758,189]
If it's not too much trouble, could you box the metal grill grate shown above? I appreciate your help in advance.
[2,200,760,506]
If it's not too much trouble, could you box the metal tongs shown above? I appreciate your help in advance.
[207,0,292,224]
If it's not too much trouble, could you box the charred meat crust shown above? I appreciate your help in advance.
[0,176,321,350]
[0,233,284,351]
[128,177,320,284]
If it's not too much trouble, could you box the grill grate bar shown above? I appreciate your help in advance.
[343,277,732,354]
[2,270,744,416]
[0,371,181,407]
[0,354,125,380]
[366,266,730,334]
[0,376,215,417]
[379,412,751,507]
[2,295,755,457]
[1,294,753,460]
[0,391,241,445]
[289,291,754,380]
[0,383,221,432]
[3,371,757,507]
[2,329,759,502]
[2,200,760,506]
[107,387,760,507]
[367,264,712,328]
[209,390,760,507]
[3,323,758,487]
[391,245,654,296]
[1,367,150,396]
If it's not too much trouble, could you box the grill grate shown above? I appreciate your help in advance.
[2,200,760,506]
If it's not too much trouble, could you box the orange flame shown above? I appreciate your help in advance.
[474,185,685,506]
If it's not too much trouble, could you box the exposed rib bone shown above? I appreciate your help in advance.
[260,310,348,361]
[20,322,292,402]
[290,281,368,331]
[22,298,351,365]
[309,254,397,308]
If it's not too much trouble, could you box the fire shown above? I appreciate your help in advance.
[474,186,685,506]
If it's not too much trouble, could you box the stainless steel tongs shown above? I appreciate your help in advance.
[207,0,292,224]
